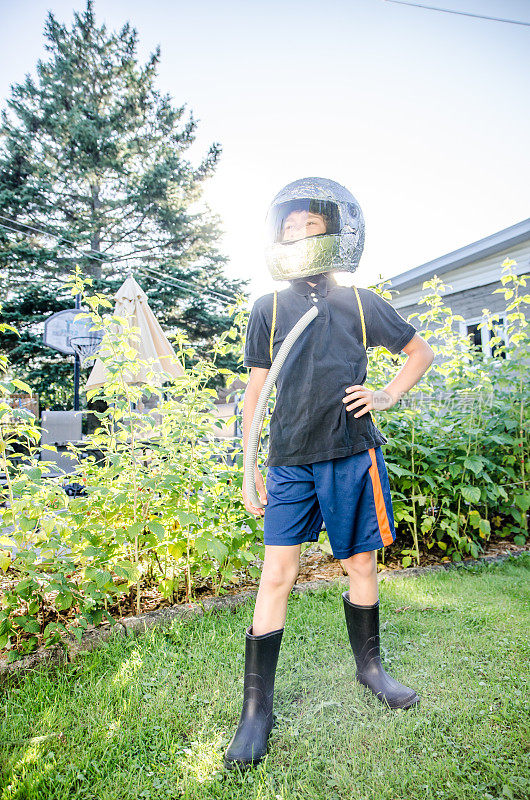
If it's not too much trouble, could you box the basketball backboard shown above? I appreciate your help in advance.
[43,309,99,356]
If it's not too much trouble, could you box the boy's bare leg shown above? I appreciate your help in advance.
[252,544,301,635]
[340,549,378,605]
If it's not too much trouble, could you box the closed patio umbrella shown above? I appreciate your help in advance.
[84,274,184,392]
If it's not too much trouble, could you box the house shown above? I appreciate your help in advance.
[386,218,530,358]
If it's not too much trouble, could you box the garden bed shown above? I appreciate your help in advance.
[1,534,525,631]
[1,536,528,676]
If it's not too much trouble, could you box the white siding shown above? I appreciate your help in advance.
[391,239,530,311]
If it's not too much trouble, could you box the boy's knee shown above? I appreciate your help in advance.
[261,562,299,592]
[340,550,376,579]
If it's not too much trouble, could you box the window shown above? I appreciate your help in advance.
[466,322,483,351]
[458,316,508,358]
[488,316,508,359]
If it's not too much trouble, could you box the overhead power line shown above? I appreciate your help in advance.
[133,263,238,304]
[383,0,530,27]
[0,213,108,262]
[0,220,235,307]
[0,215,241,305]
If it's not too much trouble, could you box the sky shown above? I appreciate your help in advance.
[1,0,529,305]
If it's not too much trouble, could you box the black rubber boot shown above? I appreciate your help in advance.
[224,625,284,769]
[342,591,420,710]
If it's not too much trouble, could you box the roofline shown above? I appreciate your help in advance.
[388,218,530,292]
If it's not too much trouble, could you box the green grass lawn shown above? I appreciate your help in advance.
[1,554,529,800]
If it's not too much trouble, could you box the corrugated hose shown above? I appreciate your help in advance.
[244,304,319,509]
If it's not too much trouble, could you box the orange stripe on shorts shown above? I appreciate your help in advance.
[368,447,394,547]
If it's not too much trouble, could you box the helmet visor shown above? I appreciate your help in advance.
[267,199,343,244]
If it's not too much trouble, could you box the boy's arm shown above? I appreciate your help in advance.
[242,294,273,463]
[242,367,269,464]
[241,367,270,515]
[379,333,434,407]
[241,296,274,513]
[356,290,434,408]
[343,333,434,415]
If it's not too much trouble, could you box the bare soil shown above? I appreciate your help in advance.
[89,535,530,617]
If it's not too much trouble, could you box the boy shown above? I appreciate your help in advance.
[224,177,434,769]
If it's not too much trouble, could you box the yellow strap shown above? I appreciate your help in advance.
[269,290,277,364]
[258,290,277,465]
[267,287,377,427]
[352,286,376,425]
[352,285,367,350]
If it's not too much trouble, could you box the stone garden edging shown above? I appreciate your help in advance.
[1,547,528,681]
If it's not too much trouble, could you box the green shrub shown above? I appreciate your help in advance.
[0,260,528,661]
[0,269,262,661]
[368,259,529,567]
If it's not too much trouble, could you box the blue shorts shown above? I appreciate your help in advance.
[263,446,396,559]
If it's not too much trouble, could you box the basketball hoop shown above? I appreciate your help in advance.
[68,334,103,366]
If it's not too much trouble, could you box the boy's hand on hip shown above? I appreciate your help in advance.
[342,386,395,416]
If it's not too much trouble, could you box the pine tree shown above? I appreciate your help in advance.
[0,0,248,407]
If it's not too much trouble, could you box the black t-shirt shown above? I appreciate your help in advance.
[243,272,417,467]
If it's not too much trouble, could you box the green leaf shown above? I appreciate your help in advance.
[0,550,11,572]
[11,379,32,393]
[147,520,165,540]
[8,650,22,663]
[14,577,34,597]
[498,486,508,501]
[469,542,479,559]
[385,463,411,478]
[175,510,199,527]
[513,535,527,546]
[55,592,74,611]
[461,486,481,504]
[43,622,67,640]
[20,517,37,532]
[196,536,229,562]
[128,521,144,538]
[159,578,174,599]
[114,560,140,582]
[95,570,112,589]
[15,616,40,634]
[514,492,530,512]
[82,545,104,558]
[168,542,186,560]
[463,456,484,476]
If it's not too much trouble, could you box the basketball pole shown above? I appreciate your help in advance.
[73,292,81,412]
